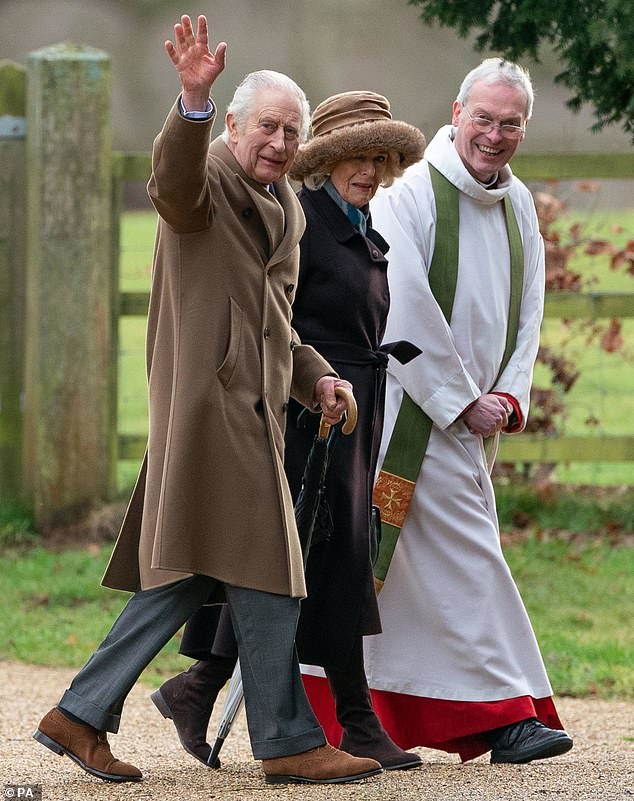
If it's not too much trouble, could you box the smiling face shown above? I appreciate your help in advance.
[329,149,389,208]
[452,80,528,183]
[226,88,302,185]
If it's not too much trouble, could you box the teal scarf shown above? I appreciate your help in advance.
[324,180,368,235]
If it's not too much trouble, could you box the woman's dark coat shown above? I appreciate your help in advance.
[287,186,390,670]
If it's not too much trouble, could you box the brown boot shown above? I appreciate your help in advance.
[262,742,382,784]
[326,639,423,771]
[151,655,236,767]
[33,707,142,782]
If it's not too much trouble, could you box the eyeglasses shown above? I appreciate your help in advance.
[462,106,526,140]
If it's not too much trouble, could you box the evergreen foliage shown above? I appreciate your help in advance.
[409,0,634,140]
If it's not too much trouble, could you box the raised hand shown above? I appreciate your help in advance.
[165,14,227,111]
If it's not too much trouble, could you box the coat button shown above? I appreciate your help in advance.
[263,327,271,339]
[290,340,297,351]
[286,283,295,294]
[242,207,253,218]
[372,249,380,258]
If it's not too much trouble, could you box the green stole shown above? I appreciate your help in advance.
[372,164,524,591]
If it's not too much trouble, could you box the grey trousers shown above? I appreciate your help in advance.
[58,575,325,760]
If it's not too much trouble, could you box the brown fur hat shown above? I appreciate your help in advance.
[290,90,425,183]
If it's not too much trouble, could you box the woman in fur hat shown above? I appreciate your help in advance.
[151,91,426,771]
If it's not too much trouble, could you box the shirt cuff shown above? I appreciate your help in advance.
[178,97,214,119]
[457,399,478,420]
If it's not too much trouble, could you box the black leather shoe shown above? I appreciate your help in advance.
[489,718,573,764]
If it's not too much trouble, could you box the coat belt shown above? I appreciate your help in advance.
[305,339,421,368]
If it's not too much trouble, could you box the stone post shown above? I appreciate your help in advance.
[23,45,114,523]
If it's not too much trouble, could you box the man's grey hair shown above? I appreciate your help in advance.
[222,69,311,143]
[456,58,534,120]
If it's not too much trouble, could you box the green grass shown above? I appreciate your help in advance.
[504,537,634,699]
[1,533,632,697]
[120,209,155,292]
[550,206,634,292]
[0,546,186,685]
[496,484,634,533]
[0,501,38,551]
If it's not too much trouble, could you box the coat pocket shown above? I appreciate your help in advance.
[216,297,244,389]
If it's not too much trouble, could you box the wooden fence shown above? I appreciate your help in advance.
[1,51,633,523]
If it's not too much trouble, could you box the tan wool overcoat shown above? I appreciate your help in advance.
[102,100,333,598]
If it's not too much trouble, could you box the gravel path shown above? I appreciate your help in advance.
[2,661,633,800]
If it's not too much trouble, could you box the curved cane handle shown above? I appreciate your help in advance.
[336,386,358,435]
[318,386,358,438]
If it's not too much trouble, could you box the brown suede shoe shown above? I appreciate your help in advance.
[33,707,143,783]
[262,742,383,784]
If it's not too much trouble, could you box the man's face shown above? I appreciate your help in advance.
[452,80,527,183]
[226,88,302,185]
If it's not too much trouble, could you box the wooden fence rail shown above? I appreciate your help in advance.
[116,290,634,463]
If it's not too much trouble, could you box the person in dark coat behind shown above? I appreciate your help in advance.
[152,91,426,771]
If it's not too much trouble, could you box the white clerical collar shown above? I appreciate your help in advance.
[478,173,499,189]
